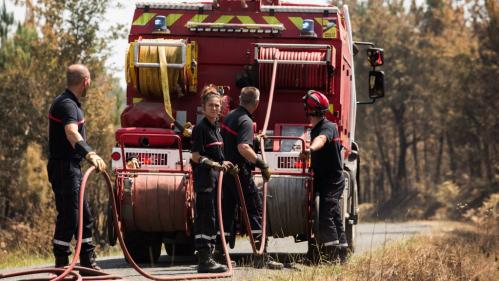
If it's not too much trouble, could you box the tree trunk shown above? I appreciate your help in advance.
[391,104,408,198]
[373,117,396,196]
[412,124,420,182]
[446,131,457,181]
[434,130,444,183]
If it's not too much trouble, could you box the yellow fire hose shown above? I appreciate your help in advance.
[126,39,193,136]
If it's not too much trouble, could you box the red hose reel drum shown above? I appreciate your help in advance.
[121,174,191,232]
[258,47,328,90]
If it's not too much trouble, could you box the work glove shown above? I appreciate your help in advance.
[261,167,271,182]
[255,158,271,182]
[255,132,265,143]
[182,122,193,138]
[126,157,141,169]
[201,158,225,171]
[226,164,240,176]
[85,152,107,172]
[299,149,311,161]
[222,161,235,171]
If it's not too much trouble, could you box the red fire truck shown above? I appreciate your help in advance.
[109,0,384,263]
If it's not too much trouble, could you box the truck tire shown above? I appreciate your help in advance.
[164,242,195,257]
[124,231,162,264]
[345,170,358,253]
[307,193,321,263]
[107,201,117,246]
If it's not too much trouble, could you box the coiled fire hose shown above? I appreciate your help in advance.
[0,167,234,281]
[126,39,192,136]
[258,48,327,90]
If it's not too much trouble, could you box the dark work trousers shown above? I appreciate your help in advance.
[221,166,263,242]
[315,178,345,246]
[47,159,95,257]
[194,189,218,253]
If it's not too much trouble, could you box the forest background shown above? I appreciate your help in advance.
[0,0,497,258]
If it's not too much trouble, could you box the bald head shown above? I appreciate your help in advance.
[66,64,90,87]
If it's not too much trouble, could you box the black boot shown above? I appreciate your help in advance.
[55,255,69,268]
[80,252,101,270]
[253,254,284,270]
[323,245,340,263]
[338,233,349,263]
[198,250,228,273]
[338,232,348,248]
[213,247,236,267]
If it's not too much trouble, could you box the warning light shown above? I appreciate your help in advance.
[111,152,121,161]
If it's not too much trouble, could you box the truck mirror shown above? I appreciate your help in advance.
[369,70,385,99]
[367,48,384,67]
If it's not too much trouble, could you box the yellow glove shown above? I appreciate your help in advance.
[201,157,224,171]
[227,164,239,176]
[183,122,193,138]
[85,152,107,172]
[126,157,141,169]
[222,161,234,171]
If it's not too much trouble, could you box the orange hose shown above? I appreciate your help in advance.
[0,167,234,281]
[108,169,234,280]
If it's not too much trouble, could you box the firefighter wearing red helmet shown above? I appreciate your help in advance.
[301,90,348,261]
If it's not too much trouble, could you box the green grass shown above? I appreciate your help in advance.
[0,245,123,270]
[0,251,52,270]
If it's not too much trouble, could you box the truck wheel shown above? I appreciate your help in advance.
[164,242,195,257]
[107,201,117,246]
[307,193,321,264]
[345,171,358,253]
[124,231,162,264]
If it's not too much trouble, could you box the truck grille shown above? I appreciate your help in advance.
[126,152,168,166]
[277,156,301,169]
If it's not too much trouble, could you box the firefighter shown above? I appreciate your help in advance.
[47,64,106,269]
[190,85,235,273]
[220,86,283,270]
[300,90,348,261]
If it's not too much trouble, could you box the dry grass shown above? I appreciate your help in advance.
[246,221,498,281]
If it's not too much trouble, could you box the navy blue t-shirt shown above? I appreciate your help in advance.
[191,117,224,191]
[48,89,86,160]
[310,118,344,184]
[221,106,254,170]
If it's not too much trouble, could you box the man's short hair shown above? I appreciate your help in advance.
[239,87,260,106]
[66,64,89,87]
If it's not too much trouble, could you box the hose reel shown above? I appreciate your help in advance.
[126,39,198,130]
[255,43,333,91]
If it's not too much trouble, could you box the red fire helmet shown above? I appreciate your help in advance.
[302,90,329,116]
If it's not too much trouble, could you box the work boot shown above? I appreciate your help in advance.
[80,252,101,270]
[213,247,236,267]
[55,255,69,268]
[338,232,348,248]
[323,246,340,263]
[253,254,284,270]
[338,233,349,263]
[198,250,228,273]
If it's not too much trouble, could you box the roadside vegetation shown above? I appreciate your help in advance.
[247,195,498,281]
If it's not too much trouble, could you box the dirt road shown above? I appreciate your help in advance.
[0,221,435,280]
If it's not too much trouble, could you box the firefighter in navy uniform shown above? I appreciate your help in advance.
[47,64,107,269]
[220,87,283,270]
[300,90,348,262]
[190,85,235,273]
